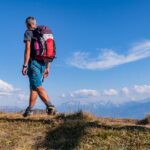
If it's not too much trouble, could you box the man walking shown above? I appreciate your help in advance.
[22,16,57,117]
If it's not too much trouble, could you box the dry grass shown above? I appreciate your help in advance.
[138,114,150,125]
[0,111,150,150]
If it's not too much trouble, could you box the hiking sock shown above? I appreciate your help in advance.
[23,106,33,117]
[27,106,33,111]
[44,101,53,108]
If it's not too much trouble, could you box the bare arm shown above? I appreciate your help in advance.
[46,62,50,69]
[44,62,51,78]
[22,41,31,76]
[23,41,31,66]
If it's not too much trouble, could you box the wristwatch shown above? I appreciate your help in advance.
[23,65,28,68]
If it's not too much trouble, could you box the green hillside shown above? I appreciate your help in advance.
[0,111,150,150]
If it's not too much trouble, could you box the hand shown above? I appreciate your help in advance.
[22,67,28,76]
[44,68,50,78]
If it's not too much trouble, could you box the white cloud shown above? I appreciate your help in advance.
[103,89,118,96]
[0,79,28,105]
[61,84,150,105]
[0,80,14,92]
[68,40,150,70]
[0,92,12,97]
[61,93,66,98]
[133,85,150,94]
[121,87,130,95]
[17,93,28,101]
[70,89,99,98]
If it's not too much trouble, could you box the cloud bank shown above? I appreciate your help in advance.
[61,84,150,105]
[0,79,28,106]
[70,89,99,98]
[68,40,150,70]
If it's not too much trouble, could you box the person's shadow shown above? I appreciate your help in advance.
[34,111,150,150]
[35,111,88,150]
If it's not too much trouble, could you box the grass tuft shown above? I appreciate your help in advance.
[137,114,150,125]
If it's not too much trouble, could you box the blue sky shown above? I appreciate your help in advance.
[1,0,150,108]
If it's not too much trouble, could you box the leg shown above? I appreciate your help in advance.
[36,86,52,107]
[29,89,38,109]
[23,90,38,117]
[36,86,57,115]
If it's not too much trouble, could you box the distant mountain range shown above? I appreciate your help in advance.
[57,99,150,119]
[0,106,21,113]
[1,98,150,119]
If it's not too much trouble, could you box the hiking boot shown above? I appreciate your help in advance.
[23,107,33,117]
[46,105,58,115]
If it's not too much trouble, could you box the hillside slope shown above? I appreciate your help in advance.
[0,112,150,150]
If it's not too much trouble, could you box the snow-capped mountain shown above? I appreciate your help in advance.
[57,98,150,119]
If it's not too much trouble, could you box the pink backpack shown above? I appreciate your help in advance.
[32,26,56,62]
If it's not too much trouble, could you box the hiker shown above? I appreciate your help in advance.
[22,16,57,117]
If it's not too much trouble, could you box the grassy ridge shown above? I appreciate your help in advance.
[0,112,150,150]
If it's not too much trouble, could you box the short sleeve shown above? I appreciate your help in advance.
[24,30,32,43]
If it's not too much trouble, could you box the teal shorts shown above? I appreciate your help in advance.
[27,59,46,90]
